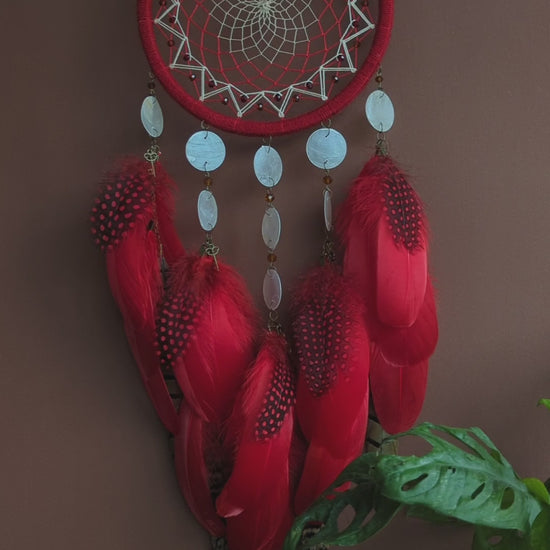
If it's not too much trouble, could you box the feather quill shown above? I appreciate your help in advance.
[91,158,184,433]
[217,332,295,550]
[291,264,370,514]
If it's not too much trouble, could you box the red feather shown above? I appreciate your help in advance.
[291,264,370,514]
[294,395,368,515]
[369,346,429,434]
[173,402,227,537]
[337,154,429,328]
[91,158,184,433]
[336,154,438,432]
[374,275,438,366]
[158,255,258,424]
[224,487,293,550]
[217,332,295,550]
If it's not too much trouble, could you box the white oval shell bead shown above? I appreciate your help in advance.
[186,131,226,172]
[365,90,395,132]
[306,128,347,169]
[141,96,164,138]
[323,188,333,232]
[254,145,283,187]
[197,189,218,231]
[263,267,282,311]
[262,206,281,250]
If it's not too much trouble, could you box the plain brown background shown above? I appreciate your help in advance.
[1,2,549,549]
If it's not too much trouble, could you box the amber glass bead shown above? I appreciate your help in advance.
[267,253,277,263]
[265,192,275,203]
[375,74,384,83]
[323,174,333,185]
[204,176,213,188]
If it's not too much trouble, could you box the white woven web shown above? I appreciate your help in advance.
[155,1,375,119]
[209,0,317,64]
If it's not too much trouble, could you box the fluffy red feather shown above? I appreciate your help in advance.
[291,264,370,514]
[157,254,258,424]
[173,402,228,537]
[337,154,429,328]
[369,346,429,434]
[91,158,184,433]
[336,155,438,433]
[217,332,295,550]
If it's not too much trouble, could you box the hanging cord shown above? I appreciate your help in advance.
[374,68,390,157]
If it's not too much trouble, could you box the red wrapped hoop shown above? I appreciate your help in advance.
[137,0,394,136]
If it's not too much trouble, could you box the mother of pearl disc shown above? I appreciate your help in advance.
[306,128,347,170]
[365,90,395,132]
[185,130,226,172]
[263,267,282,311]
[254,145,283,187]
[197,189,218,231]
[141,96,164,138]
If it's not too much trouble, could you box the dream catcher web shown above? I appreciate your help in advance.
[139,0,389,134]
[93,1,439,549]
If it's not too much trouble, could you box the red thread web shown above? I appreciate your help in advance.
[152,0,376,121]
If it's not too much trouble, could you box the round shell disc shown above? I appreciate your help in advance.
[365,90,395,132]
[306,128,347,170]
[254,145,283,187]
[185,130,226,172]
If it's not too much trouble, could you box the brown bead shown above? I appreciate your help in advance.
[265,192,275,203]
[167,39,175,47]
[323,174,333,185]
[204,176,213,187]
[267,253,277,263]
[147,81,156,89]
[375,74,384,83]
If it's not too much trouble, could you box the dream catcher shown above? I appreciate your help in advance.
[91,1,439,549]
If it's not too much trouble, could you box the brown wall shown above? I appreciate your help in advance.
[1,2,549,549]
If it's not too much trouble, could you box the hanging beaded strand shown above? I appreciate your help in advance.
[365,67,395,156]
[364,66,398,454]
[254,141,284,331]
[140,72,168,278]
[305,122,347,259]
[140,73,185,411]
[185,123,227,267]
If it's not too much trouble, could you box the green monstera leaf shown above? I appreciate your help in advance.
[472,508,550,550]
[284,423,545,550]
[284,474,401,549]
[374,423,541,531]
